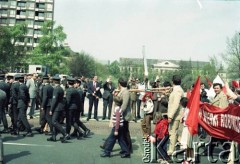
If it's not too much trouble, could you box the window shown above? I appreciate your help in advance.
[16,19,25,24]
[36,3,45,9]
[17,2,26,7]
[0,18,7,23]
[9,18,15,24]
[0,9,8,14]
[35,11,45,17]
[46,4,53,10]
[27,38,33,43]
[34,38,39,43]
[9,10,16,15]
[26,19,34,25]
[28,29,33,35]
[34,29,41,35]
[45,12,52,18]
[27,11,34,17]
[10,1,16,7]
[27,2,35,8]
[35,21,44,26]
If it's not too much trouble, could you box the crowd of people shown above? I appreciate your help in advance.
[1,72,240,163]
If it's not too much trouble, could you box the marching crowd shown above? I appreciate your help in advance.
[1,72,240,163]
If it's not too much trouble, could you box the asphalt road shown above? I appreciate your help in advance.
[0,98,238,164]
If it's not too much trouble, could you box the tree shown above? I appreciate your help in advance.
[68,51,96,77]
[221,32,240,79]
[29,21,69,75]
[0,24,28,71]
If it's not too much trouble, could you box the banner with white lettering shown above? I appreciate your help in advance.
[198,103,240,144]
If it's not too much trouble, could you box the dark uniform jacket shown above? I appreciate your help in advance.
[66,87,79,110]
[11,82,20,105]
[0,81,10,106]
[41,83,53,109]
[50,85,65,112]
[17,83,30,108]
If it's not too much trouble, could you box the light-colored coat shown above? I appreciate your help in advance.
[168,85,184,121]
[26,78,37,98]
[211,91,229,108]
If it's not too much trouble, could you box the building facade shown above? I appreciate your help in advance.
[0,0,54,50]
[119,57,210,77]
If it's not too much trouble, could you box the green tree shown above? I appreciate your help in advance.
[30,21,68,75]
[0,24,28,71]
[221,32,240,79]
[68,51,96,77]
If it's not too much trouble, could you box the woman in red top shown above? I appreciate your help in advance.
[154,112,171,163]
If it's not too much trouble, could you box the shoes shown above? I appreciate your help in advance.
[47,137,56,142]
[35,127,43,134]
[95,118,99,121]
[1,128,9,133]
[121,154,131,158]
[86,118,89,121]
[11,131,18,135]
[23,132,33,137]
[61,134,70,143]
[84,129,90,137]
[77,132,84,140]
[102,117,105,120]
[100,153,110,157]
[70,132,78,137]
[119,151,124,155]
[100,145,105,149]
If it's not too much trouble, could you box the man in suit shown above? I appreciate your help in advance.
[0,74,10,132]
[207,83,230,160]
[87,76,102,121]
[48,76,69,142]
[26,73,37,119]
[16,74,33,137]
[117,77,132,154]
[167,75,184,155]
[35,75,53,134]
[102,76,115,120]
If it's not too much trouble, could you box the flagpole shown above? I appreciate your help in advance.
[143,45,148,90]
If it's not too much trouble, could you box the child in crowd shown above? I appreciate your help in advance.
[180,97,198,163]
[153,112,171,164]
[141,92,154,139]
[100,90,130,158]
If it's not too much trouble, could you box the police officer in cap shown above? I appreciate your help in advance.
[48,76,69,142]
[16,74,33,137]
[35,75,53,134]
[65,77,84,139]
[0,74,9,133]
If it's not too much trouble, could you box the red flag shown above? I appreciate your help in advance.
[232,80,239,88]
[186,76,200,135]
[205,76,212,87]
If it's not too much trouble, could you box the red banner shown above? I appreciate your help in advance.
[198,103,240,144]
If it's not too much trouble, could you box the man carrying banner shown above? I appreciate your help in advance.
[208,83,231,161]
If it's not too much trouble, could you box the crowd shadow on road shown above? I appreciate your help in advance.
[3,151,31,164]
[2,135,25,142]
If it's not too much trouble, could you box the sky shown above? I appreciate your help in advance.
[54,0,240,62]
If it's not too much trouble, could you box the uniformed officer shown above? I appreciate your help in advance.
[48,76,69,142]
[16,74,33,137]
[0,74,9,133]
[65,77,84,139]
[35,75,53,134]
[10,75,21,135]
[73,79,90,137]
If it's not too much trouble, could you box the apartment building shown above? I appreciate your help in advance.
[0,0,54,50]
